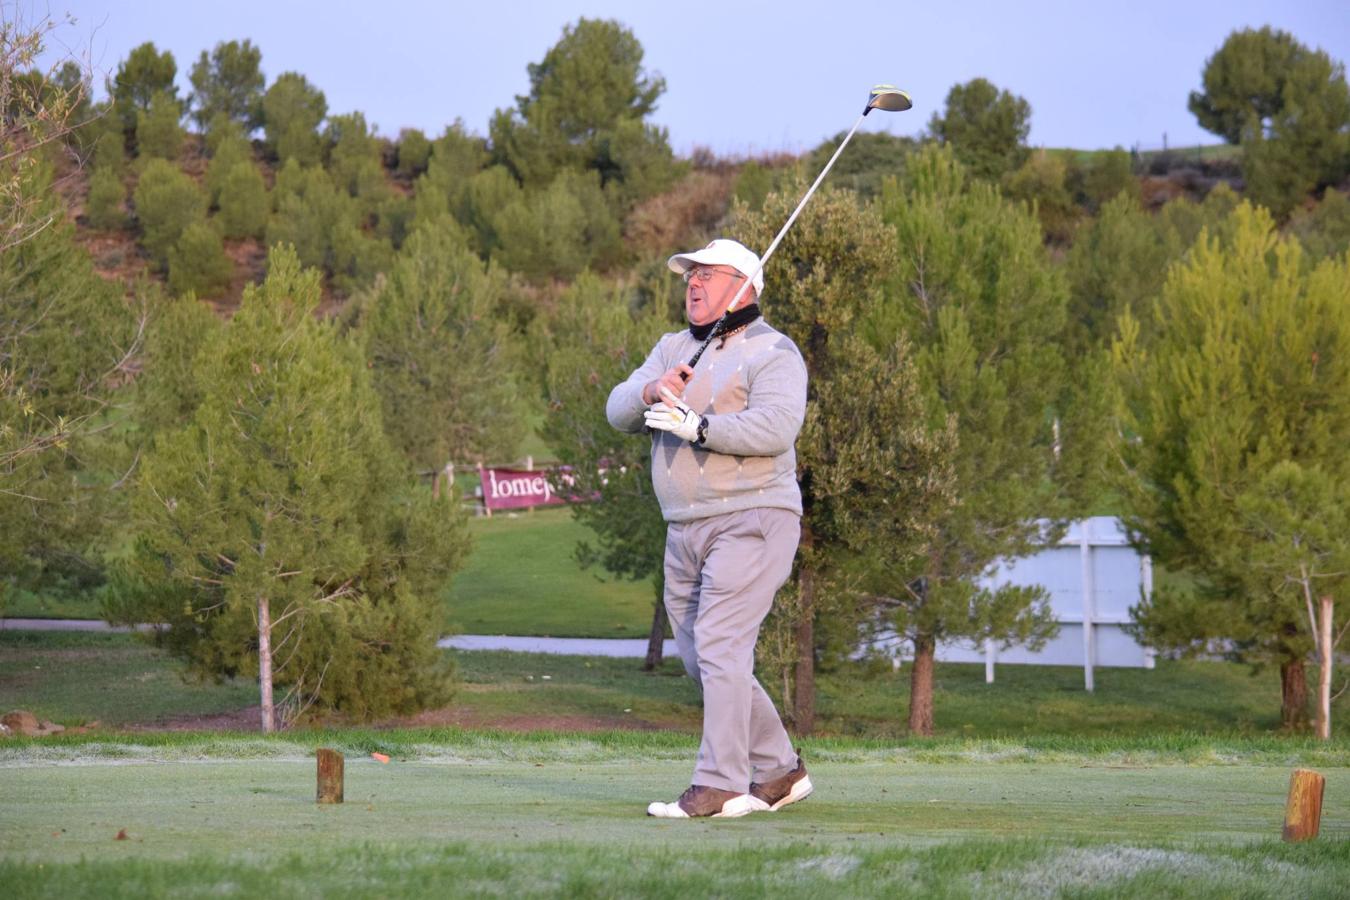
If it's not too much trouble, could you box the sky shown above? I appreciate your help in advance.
[33,0,1350,157]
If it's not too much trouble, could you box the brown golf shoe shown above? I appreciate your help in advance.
[749,752,813,811]
[647,784,768,818]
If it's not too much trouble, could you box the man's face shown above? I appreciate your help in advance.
[684,264,750,326]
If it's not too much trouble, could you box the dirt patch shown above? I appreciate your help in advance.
[126,706,264,733]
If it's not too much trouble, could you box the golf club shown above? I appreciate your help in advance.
[681,84,913,376]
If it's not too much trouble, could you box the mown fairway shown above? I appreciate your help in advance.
[441,507,655,638]
[1,738,1347,898]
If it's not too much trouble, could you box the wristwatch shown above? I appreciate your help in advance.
[695,416,709,446]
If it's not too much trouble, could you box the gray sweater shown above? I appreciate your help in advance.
[607,317,807,523]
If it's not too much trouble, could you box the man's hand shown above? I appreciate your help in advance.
[644,387,704,443]
[642,364,695,406]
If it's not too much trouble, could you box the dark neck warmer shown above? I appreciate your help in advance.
[689,304,761,342]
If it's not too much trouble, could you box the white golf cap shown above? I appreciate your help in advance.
[667,239,764,296]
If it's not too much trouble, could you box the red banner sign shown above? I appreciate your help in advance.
[478,466,569,512]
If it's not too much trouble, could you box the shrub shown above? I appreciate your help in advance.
[86,166,128,230]
[396,128,431,177]
[492,169,620,280]
[135,90,184,160]
[216,162,268,239]
[205,130,252,207]
[133,159,206,268]
[168,221,233,297]
[1287,189,1350,262]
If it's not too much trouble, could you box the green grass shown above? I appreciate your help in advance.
[5,632,1350,745]
[0,750,1346,898]
[2,585,104,619]
[0,631,255,727]
[443,506,654,637]
[3,505,656,635]
[1048,144,1242,166]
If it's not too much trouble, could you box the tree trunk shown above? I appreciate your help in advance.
[643,591,668,672]
[258,595,275,733]
[793,601,815,734]
[908,632,936,736]
[1281,656,1310,732]
[1316,597,1333,741]
[792,523,817,734]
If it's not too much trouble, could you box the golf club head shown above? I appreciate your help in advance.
[865,85,912,115]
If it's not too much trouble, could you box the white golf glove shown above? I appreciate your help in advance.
[644,387,707,444]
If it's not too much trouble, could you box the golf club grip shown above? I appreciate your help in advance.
[681,331,720,379]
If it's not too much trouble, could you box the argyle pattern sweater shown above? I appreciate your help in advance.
[607,317,807,523]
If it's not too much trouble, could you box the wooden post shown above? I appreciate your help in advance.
[478,463,491,518]
[1282,768,1325,841]
[316,748,344,804]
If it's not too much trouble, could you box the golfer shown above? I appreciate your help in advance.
[606,238,812,818]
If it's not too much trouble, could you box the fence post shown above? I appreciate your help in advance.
[1080,523,1095,692]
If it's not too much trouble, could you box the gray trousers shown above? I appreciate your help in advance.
[663,507,800,793]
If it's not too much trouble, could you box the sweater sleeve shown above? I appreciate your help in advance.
[606,339,670,434]
[701,342,807,456]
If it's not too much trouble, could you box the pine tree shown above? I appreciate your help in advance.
[261,72,327,166]
[120,246,470,729]
[215,161,268,238]
[1112,203,1350,730]
[1064,187,1241,354]
[358,222,525,470]
[794,334,958,711]
[266,162,391,294]
[205,129,253,207]
[1189,27,1350,218]
[326,112,387,207]
[491,169,622,280]
[489,18,675,203]
[133,158,206,268]
[411,122,489,231]
[1227,462,1350,739]
[872,144,1072,734]
[134,90,184,160]
[395,128,432,178]
[928,78,1031,182]
[168,221,233,298]
[86,165,128,230]
[732,181,895,732]
[1001,149,1079,243]
[1,169,138,602]
[133,288,220,436]
[540,274,677,668]
[188,39,265,132]
[109,42,176,140]
[1288,189,1350,263]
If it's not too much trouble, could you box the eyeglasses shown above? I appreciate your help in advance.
[683,265,745,284]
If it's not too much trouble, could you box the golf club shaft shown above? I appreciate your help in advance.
[684,110,871,373]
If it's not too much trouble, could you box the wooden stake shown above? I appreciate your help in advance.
[316,748,344,804]
[1282,768,1325,841]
